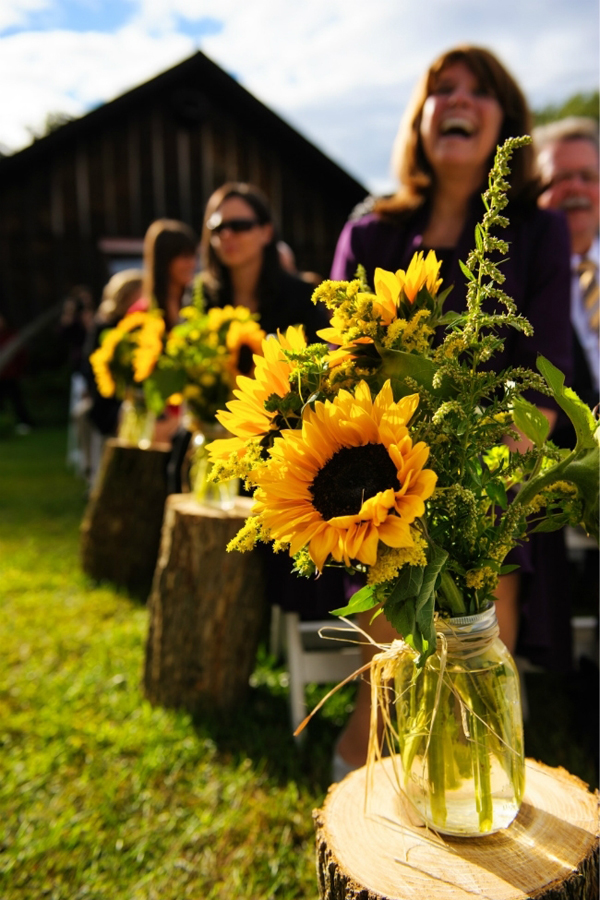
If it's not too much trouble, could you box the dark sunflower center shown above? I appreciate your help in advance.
[310,443,400,520]
[237,344,254,375]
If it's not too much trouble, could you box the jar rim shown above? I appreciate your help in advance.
[438,602,496,630]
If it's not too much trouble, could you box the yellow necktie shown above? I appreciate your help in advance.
[578,257,599,334]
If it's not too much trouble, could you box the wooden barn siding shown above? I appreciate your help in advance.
[0,94,360,325]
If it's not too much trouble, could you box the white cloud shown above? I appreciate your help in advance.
[0,25,195,146]
[0,0,51,31]
[0,0,597,189]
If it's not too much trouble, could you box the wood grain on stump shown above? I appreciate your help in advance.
[314,758,598,900]
[80,439,170,597]
[144,494,265,714]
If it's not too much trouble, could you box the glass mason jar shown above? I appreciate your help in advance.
[188,422,239,510]
[118,388,156,448]
[394,603,524,836]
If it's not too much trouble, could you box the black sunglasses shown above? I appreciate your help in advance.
[208,217,260,235]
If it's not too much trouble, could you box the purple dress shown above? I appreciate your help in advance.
[332,198,574,672]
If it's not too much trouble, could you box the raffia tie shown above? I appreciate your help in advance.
[365,613,508,823]
[294,613,514,829]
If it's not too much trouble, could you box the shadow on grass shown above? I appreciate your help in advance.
[188,649,357,793]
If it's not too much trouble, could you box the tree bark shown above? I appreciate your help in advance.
[80,439,170,598]
[314,758,598,900]
[144,494,265,714]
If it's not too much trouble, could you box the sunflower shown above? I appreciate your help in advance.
[226,318,265,377]
[395,250,443,303]
[89,342,117,397]
[251,380,437,571]
[209,325,307,461]
[89,328,126,398]
[317,255,442,360]
[133,314,165,381]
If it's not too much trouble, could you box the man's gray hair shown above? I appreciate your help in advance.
[533,116,599,155]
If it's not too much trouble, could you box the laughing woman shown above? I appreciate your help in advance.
[331,45,572,777]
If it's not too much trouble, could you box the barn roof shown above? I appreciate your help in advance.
[0,50,366,201]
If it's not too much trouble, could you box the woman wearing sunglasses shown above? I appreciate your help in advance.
[199,182,326,340]
[200,183,347,622]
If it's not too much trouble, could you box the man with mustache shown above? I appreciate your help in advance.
[535,117,599,422]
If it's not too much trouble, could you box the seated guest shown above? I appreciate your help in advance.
[535,117,599,432]
[129,219,198,446]
[199,182,327,341]
[199,184,344,626]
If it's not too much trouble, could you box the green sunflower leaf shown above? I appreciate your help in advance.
[143,365,186,415]
[330,584,378,617]
[485,481,508,510]
[377,348,454,399]
[512,397,550,447]
[536,355,596,451]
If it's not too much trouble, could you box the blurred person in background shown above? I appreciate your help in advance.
[535,117,599,427]
[199,182,326,340]
[330,45,573,778]
[59,285,96,475]
[129,219,198,445]
[199,183,345,622]
[82,269,144,486]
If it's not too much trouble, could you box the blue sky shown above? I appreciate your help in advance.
[0,0,597,191]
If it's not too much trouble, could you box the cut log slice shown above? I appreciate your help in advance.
[144,494,265,714]
[80,439,170,597]
[314,758,599,900]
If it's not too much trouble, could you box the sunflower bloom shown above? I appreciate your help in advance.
[395,250,442,303]
[226,318,265,377]
[251,380,437,571]
[133,315,165,381]
[209,325,307,461]
[89,344,116,397]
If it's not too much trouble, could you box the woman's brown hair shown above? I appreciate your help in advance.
[375,46,535,218]
[199,182,277,290]
[199,182,283,311]
[142,219,197,311]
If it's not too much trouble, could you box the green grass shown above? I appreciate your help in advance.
[0,430,596,898]
[0,430,354,899]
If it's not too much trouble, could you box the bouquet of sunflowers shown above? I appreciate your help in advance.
[209,138,598,834]
[144,286,265,425]
[89,310,165,400]
[211,138,597,654]
[89,309,166,445]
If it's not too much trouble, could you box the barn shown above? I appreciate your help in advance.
[0,50,367,324]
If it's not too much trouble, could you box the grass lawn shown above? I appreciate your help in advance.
[0,429,597,899]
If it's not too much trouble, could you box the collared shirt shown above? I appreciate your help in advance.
[571,236,599,392]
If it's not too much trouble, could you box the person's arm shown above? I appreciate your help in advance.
[512,210,573,407]
[330,220,364,280]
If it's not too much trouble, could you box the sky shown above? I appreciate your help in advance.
[0,0,597,192]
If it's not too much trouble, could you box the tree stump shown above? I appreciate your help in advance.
[314,758,598,900]
[144,494,265,714]
[80,439,170,597]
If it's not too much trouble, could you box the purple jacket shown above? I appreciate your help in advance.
[331,200,573,405]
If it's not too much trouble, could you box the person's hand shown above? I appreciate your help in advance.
[153,415,181,446]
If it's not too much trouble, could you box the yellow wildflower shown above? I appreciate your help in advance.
[367,533,429,584]
[227,516,262,552]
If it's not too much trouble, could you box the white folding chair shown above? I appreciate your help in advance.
[279,610,362,739]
